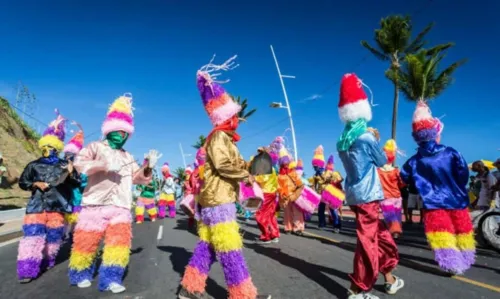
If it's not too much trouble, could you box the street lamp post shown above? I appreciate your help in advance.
[270,45,298,161]
[179,143,191,169]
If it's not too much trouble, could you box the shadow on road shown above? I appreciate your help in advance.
[157,245,227,299]
[173,218,198,237]
[241,229,349,298]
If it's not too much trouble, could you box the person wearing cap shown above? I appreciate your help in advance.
[336,73,403,299]
[401,101,475,275]
[178,56,271,299]
[471,160,499,210]
[17,111,78,283]
[68,93,159,293]
[0,152,17,187]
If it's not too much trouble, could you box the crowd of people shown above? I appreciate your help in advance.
[5,55,499,299]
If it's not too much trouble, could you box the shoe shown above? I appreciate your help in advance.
[77,279,92,288]
[347,290,380,299]
[178,287,211,299]
[333,228,340,234]
[385,275,404,295]
[284,231,291,235]
[151,218,156,222]
[107,282,126,293]
[256,239,272,245]
[256,295,272,299]
[19,278,32,284]
[136,221,143,224]
[293,231,304,236]
[271,238,279,243]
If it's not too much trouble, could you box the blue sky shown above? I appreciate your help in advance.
[0,0,499,176]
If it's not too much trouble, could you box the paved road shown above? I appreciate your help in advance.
[0,214,499,299]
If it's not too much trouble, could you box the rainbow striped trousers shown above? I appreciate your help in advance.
[424,209,476,274]
[181,202,258,299]
[68,205,132,291]
[135,197,157,222]
[17,211,65,279]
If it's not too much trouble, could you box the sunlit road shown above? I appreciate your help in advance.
[0,213,499,299]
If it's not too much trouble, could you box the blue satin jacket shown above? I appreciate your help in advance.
[400,141,469,210]
[338,132,386,206]
[72,173,88,207]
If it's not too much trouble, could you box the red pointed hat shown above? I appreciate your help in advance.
[338,73,372,123]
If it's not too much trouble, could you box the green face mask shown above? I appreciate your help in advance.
[106,132,129,150]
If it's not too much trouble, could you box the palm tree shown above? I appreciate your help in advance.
[192,135,206,149]
[361,15,452,140]
[173,167,187,182]
[231,95,256,123]
[387,49,466,102]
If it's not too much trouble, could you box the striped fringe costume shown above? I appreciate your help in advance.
[68,206,132,291]
[158,193,176,218]
[135,197,157,223]
[380,197,403,235]
[181,203,258,299]
[424,209,475,274]
[17,212,65,279]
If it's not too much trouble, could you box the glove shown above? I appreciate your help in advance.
[144,149,162,169]
[107,159,122,172]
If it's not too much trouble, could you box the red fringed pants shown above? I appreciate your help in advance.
[350,201,399,292]
[255,193,280,241]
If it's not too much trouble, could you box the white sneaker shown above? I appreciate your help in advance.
[347,290,380,299]
[107,282,126,293]
[271,238,279,243]
[77,279,91,288]
[385,275,404,295]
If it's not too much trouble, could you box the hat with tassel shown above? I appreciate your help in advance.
[196,55,241,126]
[338,73,372,123]
[278,142,293,166]
[102,93,134,137]
[411,101,443,144]
[383,139,398,164]
[312,145,325,168]
[63,122,84,155]
[326,155,334,171]
[39,109,66,151]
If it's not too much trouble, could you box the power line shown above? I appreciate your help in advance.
[314,0,434,98]
[240,117,289,141]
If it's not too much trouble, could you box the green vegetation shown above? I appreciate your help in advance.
[0,96,40,142]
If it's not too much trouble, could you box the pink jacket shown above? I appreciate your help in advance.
[74,141,152,209]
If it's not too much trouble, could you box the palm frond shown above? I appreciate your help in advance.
[425,42,454,56]
[360,40,389,61]
[405,22,434,54]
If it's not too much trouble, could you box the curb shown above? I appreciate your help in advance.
[0,208,25,222]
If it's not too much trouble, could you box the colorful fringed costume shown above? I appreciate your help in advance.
[17,111,78,282]
[136,180,158,223]
[401,101,475,274]
[68,93,153,292]
[179,56,264,299]
[159,163,176,218]
[377,139,405,237]
[320,154,344,231]
[337,74,402,296]
[255,166,279,242]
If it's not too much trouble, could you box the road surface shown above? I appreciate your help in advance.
[0,214,499,299]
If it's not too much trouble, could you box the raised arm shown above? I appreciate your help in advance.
[365,134,386,168]
[207,131,249,180]
[132,160,152,185]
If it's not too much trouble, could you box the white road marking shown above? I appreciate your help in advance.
[157,225,163,240]
[0,237,22,248]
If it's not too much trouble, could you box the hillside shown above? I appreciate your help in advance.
[0,97,39,210]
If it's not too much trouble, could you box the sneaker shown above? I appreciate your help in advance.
[271,238,279,243]
[178,287,211,299]
[256,239,272,245]
[347,290,380,299]
[256,295,272,299]
[385,275,404,295]
[107,282,126,293]
[151,218,156,222]
[77,279,92,288]
[19,278,32,284]
[333,228,340,234]
[136,221,143,224]
[293,231,304,236]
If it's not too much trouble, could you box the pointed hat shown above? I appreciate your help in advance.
[39,109,66,151]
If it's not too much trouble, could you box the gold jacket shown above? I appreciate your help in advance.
[199,131,248,207]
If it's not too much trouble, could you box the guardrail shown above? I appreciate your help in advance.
[0,208,25,222]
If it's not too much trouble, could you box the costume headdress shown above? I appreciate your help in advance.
[383,139,397,164]
[102,92,134,137]
[278,140,292,166]
[312,145,325,168]
[196,148,207,166]
[296,159,304,171]
[63,122,84,154]
[289,161,297,170]
[411,101,443,143]
[185,165,193,175]
[196,55,241,126]
[161,162,170,173]
[326,155,334,171]
[338,73,372,123]
[39,109,66,151]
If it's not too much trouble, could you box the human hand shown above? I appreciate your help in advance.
[367,127,380,141]
[144,149,162,169]
[33,182,50,191]
[62,161,74,174]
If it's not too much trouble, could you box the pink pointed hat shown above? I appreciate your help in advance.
[101,92,134,137]
[38,109,67,151]
[63,122,84,154]
[196,55,241,126]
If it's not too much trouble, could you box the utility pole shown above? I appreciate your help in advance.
[179,143,187,169]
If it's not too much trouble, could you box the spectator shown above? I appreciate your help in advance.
[471,160,499,210]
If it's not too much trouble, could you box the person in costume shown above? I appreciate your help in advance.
[400,101,475,275]
[68,93,159,293]
[254,147,279,244]
[17,110,78,283]
[159,162,176,219]
[178,56,270,299]
[312,145,329,227]
[63,122,88,241]
[190,147,207,226]
[136,179,159,223]
[320,155,344,233]
[377,139,405,239]
[336,74,403,299]
[277,140,305,236]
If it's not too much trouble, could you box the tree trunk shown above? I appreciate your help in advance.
[391,78,399,141]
